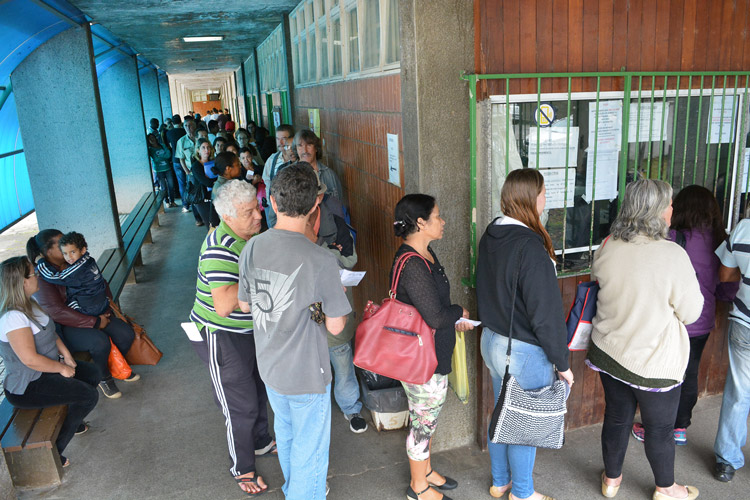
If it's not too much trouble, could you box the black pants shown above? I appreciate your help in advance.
[59,317,135,379]
[600,372,681,487]
[675,334,710,429]
[192,328,272,476]
[5,361,100,457]
[194,201,220,228]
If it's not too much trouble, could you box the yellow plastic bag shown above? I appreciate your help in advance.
[448,330,469,404]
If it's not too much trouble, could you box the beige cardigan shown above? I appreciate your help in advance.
[591,235,704,382]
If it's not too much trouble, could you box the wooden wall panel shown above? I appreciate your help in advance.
[293,74,404,315]
[477,0,750,98]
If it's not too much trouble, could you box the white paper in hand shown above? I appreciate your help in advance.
[340,269,366,287]
[455,318,481,327]
[181,322,203,342]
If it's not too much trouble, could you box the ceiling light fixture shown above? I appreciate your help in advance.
[183,36,224,43]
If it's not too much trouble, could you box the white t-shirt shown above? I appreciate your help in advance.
[0,308,50,342]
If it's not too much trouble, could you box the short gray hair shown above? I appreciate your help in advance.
[610,179,672,242]
[213,180,257,219]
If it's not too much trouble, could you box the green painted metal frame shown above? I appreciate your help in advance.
[461,70,750,285]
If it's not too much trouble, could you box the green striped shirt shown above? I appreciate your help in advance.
[190,221,253,333]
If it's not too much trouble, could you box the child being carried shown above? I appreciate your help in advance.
[37,231,110,315]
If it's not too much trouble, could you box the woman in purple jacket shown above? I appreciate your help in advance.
[632,185,737,446]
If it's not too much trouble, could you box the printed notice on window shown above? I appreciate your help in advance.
[588,100,622,152]
[528,127,579,169]
[539,167,576,209]
[740,150,750,193]
[628,102,666,143]
[708,95,737,144]
[583,149,619,203]
[387,133,400,187]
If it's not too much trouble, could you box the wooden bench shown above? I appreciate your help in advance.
[0,399,66,489]
[99,190,164,301]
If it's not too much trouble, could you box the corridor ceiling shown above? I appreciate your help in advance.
[68,0,300,88]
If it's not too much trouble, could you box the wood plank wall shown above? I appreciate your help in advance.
[293,74,405,313]
[475,0,750,96]
[476,273,731,447]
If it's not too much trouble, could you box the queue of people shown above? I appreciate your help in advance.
[3,114,750,500]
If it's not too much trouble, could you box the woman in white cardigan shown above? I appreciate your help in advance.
[587,179,704,500]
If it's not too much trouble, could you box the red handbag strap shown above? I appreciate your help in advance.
[390,251,430,296]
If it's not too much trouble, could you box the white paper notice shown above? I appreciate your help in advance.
[387,133,400,186]
[583,149,620,203]
[628,101,666,142]
[340,269,366,286]
[740,150,750,193]
[708,95,737,144]
[588,100,622,151]
[181,322,203,342]
[528,126,579,168]
[539,167,576,209]
[455,318,481,327]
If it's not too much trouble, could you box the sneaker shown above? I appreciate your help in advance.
[181,206,190,213]
[163,200,170,210]
[674,428,687,445]
[632,422,645,442]
[195,221,205,227]
[169,202,178,208]
[123,372,140,382]
[345,413,368,433]
[98,378,122,399]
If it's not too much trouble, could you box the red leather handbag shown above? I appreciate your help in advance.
[354,252,437,385]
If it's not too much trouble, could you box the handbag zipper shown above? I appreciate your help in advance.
[384,327,424,345]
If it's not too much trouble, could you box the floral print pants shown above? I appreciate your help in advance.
[402,373,449,461]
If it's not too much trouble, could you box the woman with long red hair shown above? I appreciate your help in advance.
[477,168,574,500]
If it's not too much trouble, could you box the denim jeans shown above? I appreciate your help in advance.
[329,341,362,416]
[481,328,555,499]
[266,384,331,500]
[715,320,750,469]
[173,162,187,203]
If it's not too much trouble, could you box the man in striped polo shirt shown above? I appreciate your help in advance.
[190,178,273,496]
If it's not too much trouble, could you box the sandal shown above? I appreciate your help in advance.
[426,468,458,490]
[61,456,71,468]
[255,440,277,456]
[235,474,267,497]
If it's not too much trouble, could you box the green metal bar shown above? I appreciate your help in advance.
[536,77,541,169]
[634,76,644,174]
[657,76,669,179]
[704,75,716,186]
[619,75,632,207]
[590,77,601,255]
[723,76,740,209]
[693,76,706,184]
[682,76,693,189]
[463,70,750,80]
[561,76,572,271]
[743,77,750,217]
[714,76,728,195]
[646,76,656,177]
[669,75,681,185]
[505,79,510,174]
[462,74,478,288]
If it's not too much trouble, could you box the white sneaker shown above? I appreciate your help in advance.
[345,413,368,433]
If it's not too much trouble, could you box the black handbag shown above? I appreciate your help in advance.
[184,174,205,205]
[488,240,570,449]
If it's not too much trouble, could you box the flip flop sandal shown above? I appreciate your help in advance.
[235,475,267,497]
[255,441,277,456]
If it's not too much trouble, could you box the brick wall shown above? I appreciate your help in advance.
[293,73,403,312]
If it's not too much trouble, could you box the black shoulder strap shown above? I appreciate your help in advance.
[503,239,529,376]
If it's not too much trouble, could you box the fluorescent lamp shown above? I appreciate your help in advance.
[183,36,224,43]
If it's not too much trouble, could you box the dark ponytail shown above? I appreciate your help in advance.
[393,194,436,238]
[26,229,63,264]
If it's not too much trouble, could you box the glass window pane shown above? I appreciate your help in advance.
[299,8,306,32]
[332,16,342,76]
[320,25,329,79]
[308,29,317,81]
[348,7,359,73]
[385,0,399,64]
[299,37,307,82]
[363,0,380,69]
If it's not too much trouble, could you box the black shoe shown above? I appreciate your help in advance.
[426,468,458,490]
[407,485,452,500]
[714,462,735,482]
[98,378,122,399]
[345,412,368,433]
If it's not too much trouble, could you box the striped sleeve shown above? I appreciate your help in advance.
[200,246,240,289]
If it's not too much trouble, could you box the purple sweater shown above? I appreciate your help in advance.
[669,228,738,337]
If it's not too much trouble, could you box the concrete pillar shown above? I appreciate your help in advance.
[159,73,172,121]
[0,447,16,499]
[399,0,476,451]
[11,26,121,256]
[98,56,153,212]
[139,67,162,127]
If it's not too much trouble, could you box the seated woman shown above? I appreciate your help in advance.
[0,256,100,467]
[28,229,140,399]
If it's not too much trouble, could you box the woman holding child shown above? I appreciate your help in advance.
[28,229,138,399]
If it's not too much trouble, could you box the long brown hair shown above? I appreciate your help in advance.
[0,257,38,319]
[671,184,727,247]
[500,168,555,259]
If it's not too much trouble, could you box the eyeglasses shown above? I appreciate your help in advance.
[25,270,38,278]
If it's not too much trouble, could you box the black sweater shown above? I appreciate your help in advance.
[476,220,570,372]
[390,244,463,376]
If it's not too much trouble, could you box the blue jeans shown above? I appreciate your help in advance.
[266,384,331,500]
[481,328,555,499]
[715,320,750,469]
[329,342,363,416]
[173,161,187,203]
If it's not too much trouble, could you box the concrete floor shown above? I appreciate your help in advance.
[13,207,750,500]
